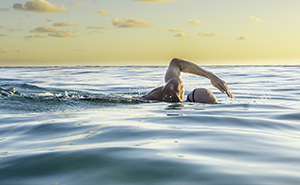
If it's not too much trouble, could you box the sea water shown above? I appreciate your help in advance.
[0,65,300,185]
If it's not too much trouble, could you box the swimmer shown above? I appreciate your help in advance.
[141,58,233,103]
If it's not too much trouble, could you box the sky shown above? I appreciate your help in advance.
[0,0,300,66]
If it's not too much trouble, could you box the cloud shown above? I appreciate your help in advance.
[13,0,67,13]
[187,19,202,25]
[24,34,47,40]
[0,8,10,12]
[86,26,109,30]
[0,25,3,29]
[169,27,181,32]
[48,31,76,38]
[86,26,109,34]
[174,32,186,39]
[31,26,60,33]
[68,2,83,6]
[198,32,220,36]
[34,34,46,38]
[250,16,263,22]
[52,22,77,27]
[97,9,110,15]
[169,27,186,38]
[90,31,102,34]
[112,17,154,28]
[135,0,177,3]
[0,34,7,37]
[24,35,34,39]
[237,36,250,40]
[9,28,23,32]
[31,26,76,37]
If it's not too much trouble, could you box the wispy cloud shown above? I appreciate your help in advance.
[97,9,110,15]
[31,26,76,37]
[52,22,77,27]
[31,27,60,33]
[0,8,10,12]
[237,36,250,40]
[48,31,76,38]
[90,31,102,34]
[86,26,109,30]
[68,2,83,6]
[24,36,34,39]
[9,28,23,32]
[135,0,177,3]
[13,0,67,13]
[198,32,220,36]
[169,27,182,32]
[169,27,186,39]
[174,32,186,39]
[86,26,109,34]
[24,34,46,39]
[34,34,46,38]
[112,17,154,28]
[187,19,202,25]
[250,16,263,22]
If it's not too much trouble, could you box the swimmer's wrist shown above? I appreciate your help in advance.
[206,71,215,79]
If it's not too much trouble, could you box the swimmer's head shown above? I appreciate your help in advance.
[187,88,218,104]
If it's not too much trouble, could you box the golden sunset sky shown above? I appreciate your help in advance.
[0,0,300,66]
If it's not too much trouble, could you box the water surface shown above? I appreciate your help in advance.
[1,65,300,185]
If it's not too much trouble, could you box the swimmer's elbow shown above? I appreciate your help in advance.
[169,58,183,71]
[170,58,181,65]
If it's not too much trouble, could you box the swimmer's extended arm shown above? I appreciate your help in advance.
[165,58,233,98]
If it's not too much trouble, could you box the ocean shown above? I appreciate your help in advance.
[0,65,300,185]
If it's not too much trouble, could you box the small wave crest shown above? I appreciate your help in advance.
[0,86,149,114]
[33,91,149,104]
[0,87,21,97]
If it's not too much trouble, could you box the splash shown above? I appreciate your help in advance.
[0,87,21,97]
[0,85,152,114]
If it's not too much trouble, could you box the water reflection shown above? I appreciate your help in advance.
[164,103,184,116]
[83,125,107,139]
[166,113,184,116]
[165,103,184,110]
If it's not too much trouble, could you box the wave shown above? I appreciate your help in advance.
[0,87,21,97]
[0,85,150,114]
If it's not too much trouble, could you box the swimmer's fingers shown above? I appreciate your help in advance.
[215,80,234,98]
[226,89,234,98]
[210,76,234,98]
[220,83,234,98]
[222,83,234,98]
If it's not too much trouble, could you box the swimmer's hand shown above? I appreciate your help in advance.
[210,74,234,98]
